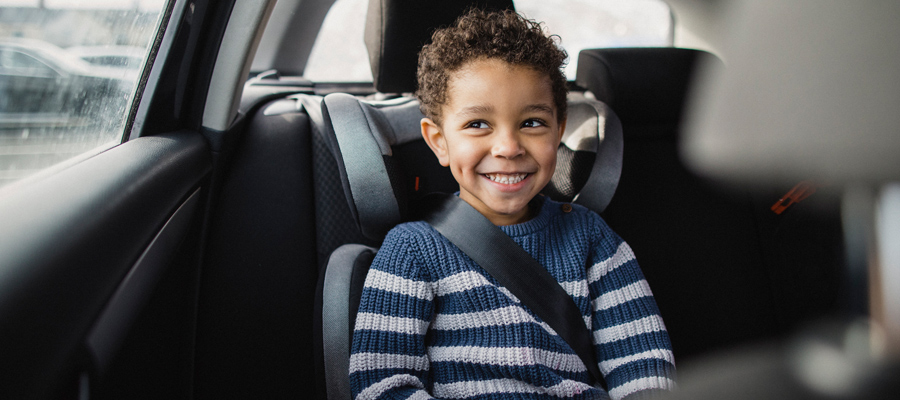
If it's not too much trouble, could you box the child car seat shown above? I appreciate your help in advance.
[317,92,624,399]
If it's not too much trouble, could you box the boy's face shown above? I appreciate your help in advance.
[421,58,565,226]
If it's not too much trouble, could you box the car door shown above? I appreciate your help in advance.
[0,0,272,398]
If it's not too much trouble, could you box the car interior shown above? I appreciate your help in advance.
[0,0,897,399]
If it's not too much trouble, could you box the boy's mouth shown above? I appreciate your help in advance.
[484,173,528,185]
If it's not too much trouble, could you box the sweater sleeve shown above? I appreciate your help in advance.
[587,217,676,400]
[350,226,436,400]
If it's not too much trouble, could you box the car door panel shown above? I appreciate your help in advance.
[0,131,211,399]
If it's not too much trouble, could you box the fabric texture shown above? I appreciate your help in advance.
[349,197,675,400]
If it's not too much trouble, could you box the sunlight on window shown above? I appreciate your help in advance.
[516,0,672,78]
[303,0,671,83]
[304,0,372,82]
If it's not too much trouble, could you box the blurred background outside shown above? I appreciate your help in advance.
[0,0,165,188]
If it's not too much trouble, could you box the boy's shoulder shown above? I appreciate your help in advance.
[384,219,438,241]
[381,219,454,254]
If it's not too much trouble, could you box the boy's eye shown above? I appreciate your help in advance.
[522,119,546,128]
[466,121,489,129]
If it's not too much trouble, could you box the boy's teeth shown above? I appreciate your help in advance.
[485,173,526,184]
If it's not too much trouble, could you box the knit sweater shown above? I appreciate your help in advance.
[349,197,675,400]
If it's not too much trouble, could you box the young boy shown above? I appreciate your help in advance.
[349,9,675,400]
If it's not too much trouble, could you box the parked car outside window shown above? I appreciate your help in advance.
[67,44,146,70]
[0,2,164,189]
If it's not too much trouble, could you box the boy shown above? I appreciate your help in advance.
[349,9,675,400]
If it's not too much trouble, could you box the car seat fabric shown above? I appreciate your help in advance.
[575,47,844,361]
[364,0,514,93]
[322,244,377,400]
[577,47,781,360]
[575,47,719,125]
[196,97,319,398]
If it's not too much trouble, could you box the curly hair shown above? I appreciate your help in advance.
[415,8,568,126]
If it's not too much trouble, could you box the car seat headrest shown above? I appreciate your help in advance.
[543,100,623,212]
[364,0,514,94]
[321,93,623,240]
[575,48,722,124]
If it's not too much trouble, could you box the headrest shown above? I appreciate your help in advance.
[364,0,515,93]
[682,0,900,185]
[320,93,624,240]
[575,48,722,124]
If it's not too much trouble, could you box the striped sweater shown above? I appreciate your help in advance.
[349,197,675,400]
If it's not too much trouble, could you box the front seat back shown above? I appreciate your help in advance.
[576,47,844,361]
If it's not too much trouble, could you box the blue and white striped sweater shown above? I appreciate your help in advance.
[350,198,675,400]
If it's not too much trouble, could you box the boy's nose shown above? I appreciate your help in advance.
[491,129,525,159]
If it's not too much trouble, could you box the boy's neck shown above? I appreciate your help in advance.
[461,194,544,226]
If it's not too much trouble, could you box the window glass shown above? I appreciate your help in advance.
[303,0,672,83]
[515,0,672,78]
[0,0,167,189]
[303,0,371,82]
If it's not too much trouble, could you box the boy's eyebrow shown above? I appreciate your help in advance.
[456,104,494,117]
[523,103,555,116]
[456,104,555,117]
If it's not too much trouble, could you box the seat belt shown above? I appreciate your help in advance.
[421,193,607,390]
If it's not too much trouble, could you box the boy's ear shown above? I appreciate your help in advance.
[421,118,450,167]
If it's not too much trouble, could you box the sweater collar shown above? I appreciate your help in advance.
[498,195,554,237]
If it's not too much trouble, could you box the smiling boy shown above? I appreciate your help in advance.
[420,57,562,226]
[349,9,675,400]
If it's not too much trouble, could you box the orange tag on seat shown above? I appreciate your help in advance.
[771,181,817,214]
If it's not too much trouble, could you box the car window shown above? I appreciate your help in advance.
[0,0,167,189]
[303,0,672,82]
[515,0,673,78]
[303,0,372,83]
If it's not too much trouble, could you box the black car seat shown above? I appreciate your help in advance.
[575,48,845,362]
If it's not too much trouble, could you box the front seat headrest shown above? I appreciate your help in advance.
[364,0,515,94]
[575,48,722,124]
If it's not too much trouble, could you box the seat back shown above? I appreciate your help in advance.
[365,0,514,93]
[575,47,844,361]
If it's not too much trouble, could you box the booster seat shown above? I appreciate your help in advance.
[316,85,625,400]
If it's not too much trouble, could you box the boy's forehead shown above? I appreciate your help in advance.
[451,58,528,80]
[445,58,556,111]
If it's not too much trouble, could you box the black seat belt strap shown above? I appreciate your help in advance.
[421,193,607,390]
